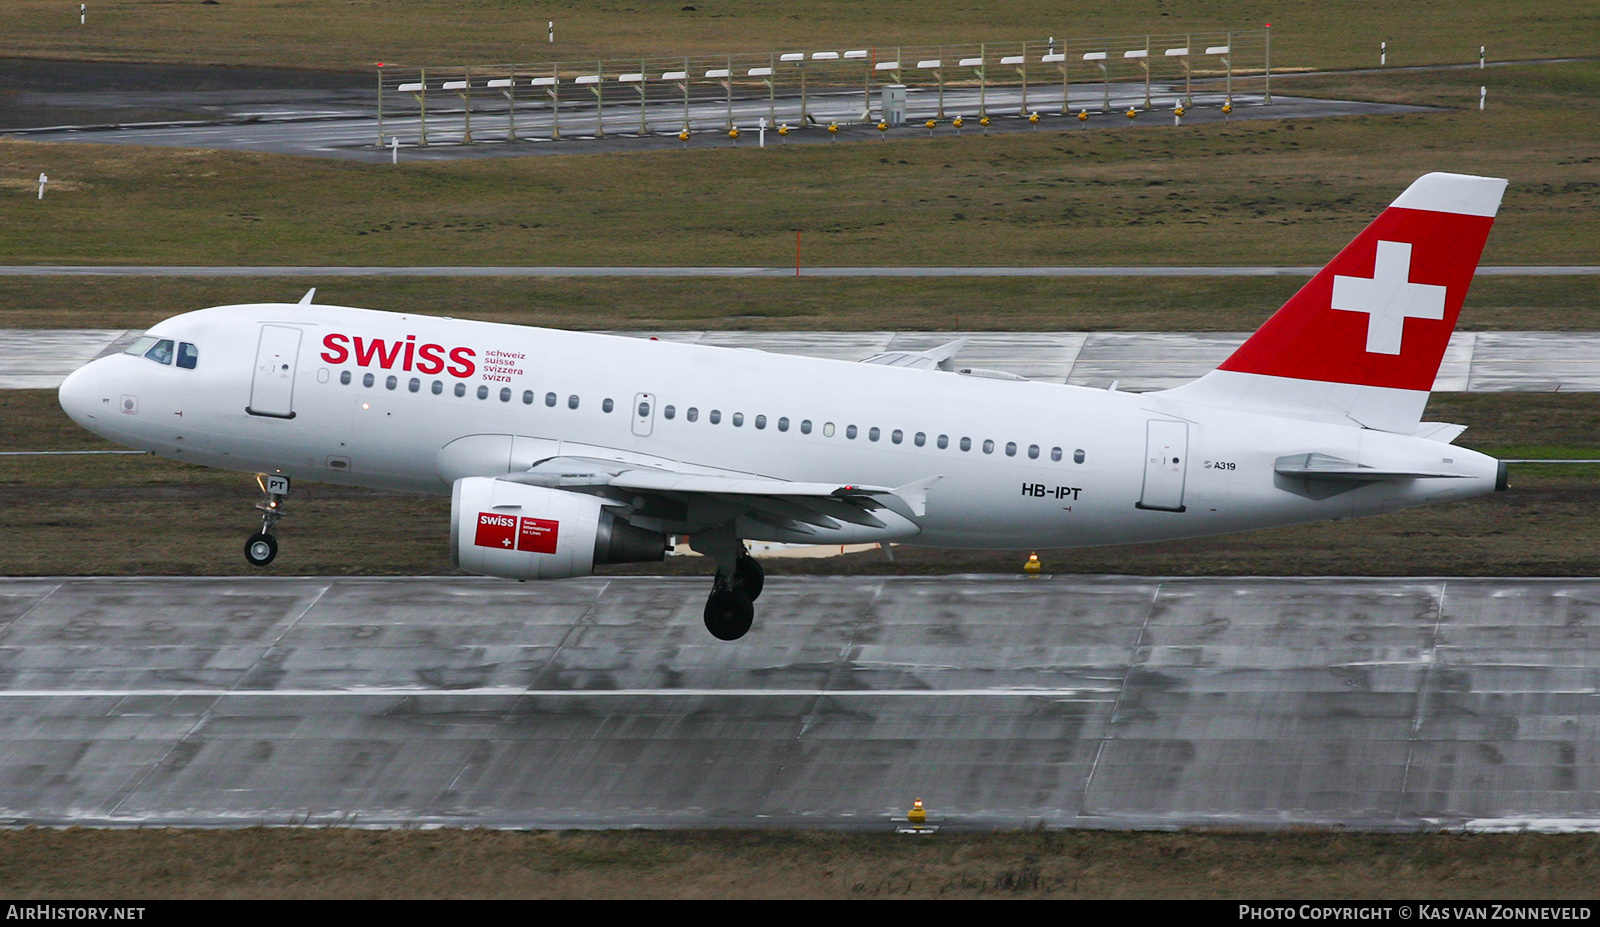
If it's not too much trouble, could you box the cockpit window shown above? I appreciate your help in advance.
[144,339,175,365]
[176,342,199,369]
[123,335,159,358]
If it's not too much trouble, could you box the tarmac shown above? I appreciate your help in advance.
[1,574,1595,831]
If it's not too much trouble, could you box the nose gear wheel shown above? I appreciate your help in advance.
[244,532,278,566]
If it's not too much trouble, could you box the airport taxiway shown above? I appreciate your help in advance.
[0,574,1596,831]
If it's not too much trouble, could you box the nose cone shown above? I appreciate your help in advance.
[58,359,106,433]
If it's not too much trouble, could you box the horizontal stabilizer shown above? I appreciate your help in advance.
[1274,452,1469,482]
[1413,422,1468,444]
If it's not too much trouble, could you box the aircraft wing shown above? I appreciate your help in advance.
[859,338,967,371]
[499,456,937,542]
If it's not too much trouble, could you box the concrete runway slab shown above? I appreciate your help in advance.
[1466,333,1600,393]
[0,575,1597,831]
[0,329,135,389]
[13,329,1600,393]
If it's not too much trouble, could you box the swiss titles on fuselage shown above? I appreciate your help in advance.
[320,333,479,379]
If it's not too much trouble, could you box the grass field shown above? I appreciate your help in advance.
[4,63,1598,277]
[6,273,1600,334]
[2,827,1598,899]
[3,1,1596,72]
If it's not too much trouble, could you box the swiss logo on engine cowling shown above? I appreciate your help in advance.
[475,513,518,549]
[474,512,560,554]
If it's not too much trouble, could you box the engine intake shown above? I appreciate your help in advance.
[451,477,666,580]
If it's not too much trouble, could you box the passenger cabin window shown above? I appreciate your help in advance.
[176,343,199,369]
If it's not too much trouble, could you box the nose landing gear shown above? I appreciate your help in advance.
[244,473,289,567]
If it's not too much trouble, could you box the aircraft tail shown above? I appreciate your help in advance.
[1163,172,1507,433]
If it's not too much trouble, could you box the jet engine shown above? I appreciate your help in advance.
[451,477,667,580]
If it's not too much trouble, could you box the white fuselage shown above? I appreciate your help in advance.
[58,304,1501,550]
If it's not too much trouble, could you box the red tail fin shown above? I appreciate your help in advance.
[1167,173,1506,433]
[1220,173,1504,390]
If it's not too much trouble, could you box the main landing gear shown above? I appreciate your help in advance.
[703,553,764,641]
[689,522,764,640]
[243,474,289,567]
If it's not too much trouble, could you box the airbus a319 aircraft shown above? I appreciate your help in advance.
[59,172,1508,640]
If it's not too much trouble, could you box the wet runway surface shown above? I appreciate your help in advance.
[9,328,1600,392]
[0,575,1596,831]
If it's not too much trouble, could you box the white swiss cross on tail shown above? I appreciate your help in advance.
[1331,240,1447,355]
[1170,172,1507,434]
